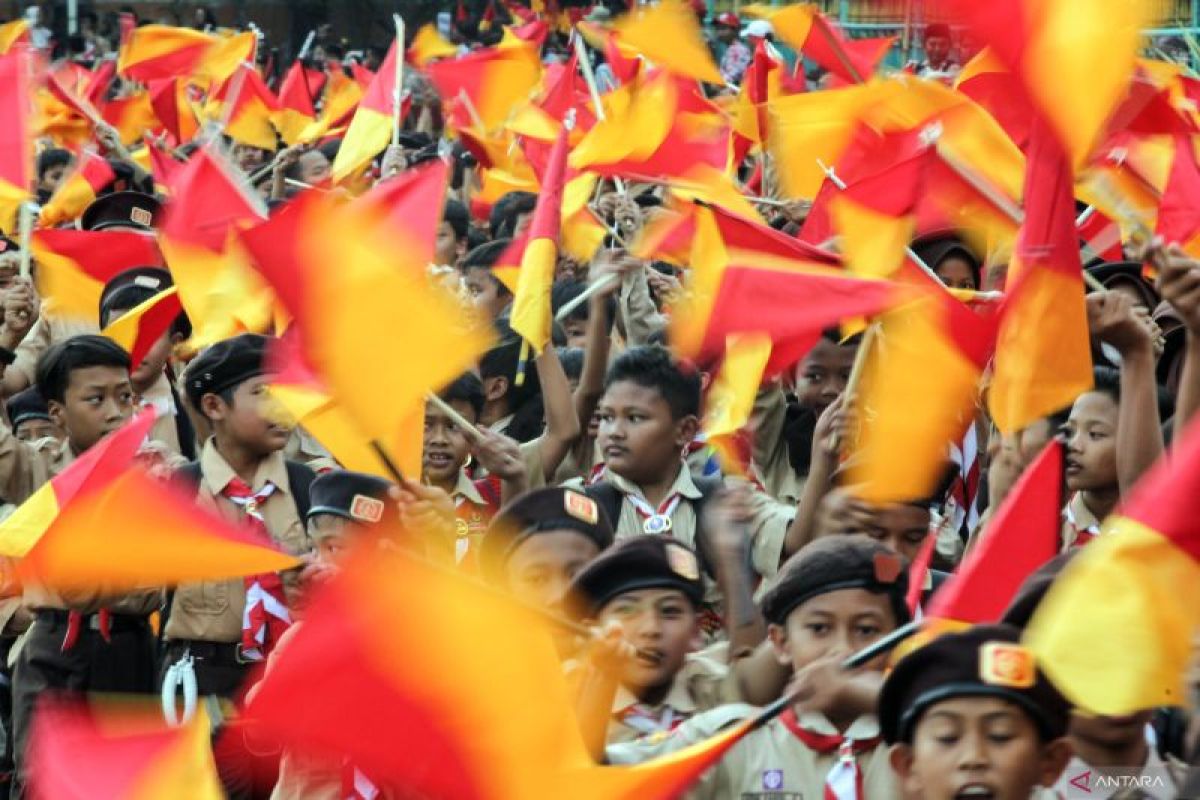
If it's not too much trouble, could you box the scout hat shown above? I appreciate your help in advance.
[760,534,910,627]
[98,266,173,324]
[481,487,614,584]
[184,333,268,408]
[1084,261,1160,309]
[5,387,51,430]
[80,191,163,232]
[307,470,395,527]
[567,536,704,619]
[878,624,1071,745]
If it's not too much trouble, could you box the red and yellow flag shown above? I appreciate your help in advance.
[101,286,184,369]
[38,151,116,228]
[0,49,33,234]
[273,61,321,145]
[351,158,450,267]
[118,24,216,83]
[426,38,542,132]
[30,700,221,800]
[30,228,164,321]
[408,24,458,67]
[611,0,723,85]
[745,3,891,85]
[1026,414,1200,715]
[510,125,569,355]
[988,122,1092,434]
[704,334,772,477]
[0,19,29,54]
[331,40,403,182]
[209,63,281,151]
[1154,134,1200,256]
[147,78,200,145]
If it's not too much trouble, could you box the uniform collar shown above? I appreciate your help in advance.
[795,710,882,741]
[451,468,486,505]
[488,414,514,435]
[200,437,290,496]
[612,672,699,716]
[1067,491,1102,530]
[605,463,703,505]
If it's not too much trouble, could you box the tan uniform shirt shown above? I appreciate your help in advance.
[606,650,740,745]
[141,372,188,458]
[620,264,667,347]
[750,386,807,507]
[1060,491,1102,551]
[11,313,98,388]
[283,426,339,474]
[608,705,900,800]
[164,439,308,642]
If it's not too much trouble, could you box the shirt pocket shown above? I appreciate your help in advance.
[175,579,231,617]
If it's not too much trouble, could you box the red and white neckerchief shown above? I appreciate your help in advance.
[948,426,981,535]
[223,477,291,662]
[61,609,112,652]
[1063,493,1100,549]
[626,492,683,535]
[341,762,380,800]
[586,462,607,485]
[780,709,881,800]
[617,703,687,736]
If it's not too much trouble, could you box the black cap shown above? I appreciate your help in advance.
[80,191,163,232]
[567,536,704,619]
[1084,261,1161,309]
[878,624,1071,744]
[184,334,269,408]
[760,535,910,627]
[98,266,173,324]
[5,387,50,429]
[481,487,615,584]
[307,470,395,526]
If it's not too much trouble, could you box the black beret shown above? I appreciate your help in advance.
[5,387,50,429]
[184,334,269,408]
[760,535,910,627]
[1084,261,1160,308]
[308,470,395,526]
[878,624,1071,745]
[481,487,615,584]
[98,266,173,324]
[567,536,704,619]
[80,191,163,232]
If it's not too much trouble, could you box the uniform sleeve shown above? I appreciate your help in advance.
[9,315,53,388]
[750,385,788,471]
[685,652,744,708]
[519,437,546,490]
[0,424,52,506]
[743,488,793,579]
[619,264,667,347]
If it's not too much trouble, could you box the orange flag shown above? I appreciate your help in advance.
[745,3,891,85]
[426,38,542,132]
[611,0,723,85]
[704,333,772,477]
[100,89,160,147]
[30,228,164,321]
[147,78,200,145]
[210,63,280,151]
[0,49,33,233]
[0,19,28,54]
[1026,414,1200,714]
[30,700,221,799]
[408,24,458,67]
[927,439,1062,623]
[330,39,403,182]
[245,543,755,798]
[510,124,569,356]
[273,61,320,145]
[118,24,216,83]
[101,286,184,369]
[351,158,450,267]
[38,151,116,227]
[988,121,1092,434]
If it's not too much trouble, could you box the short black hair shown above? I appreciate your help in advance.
[489,191,537,239]
[479,321,545,442]
[462,240,514,297]
[1087,366,1174,421]
[36,335,131,404]
[551,278,589,322]
[37,148,73,180]
[557,347,584,381]
[604,345,700,420]
[440,372,485,419]
[442,200,469,241]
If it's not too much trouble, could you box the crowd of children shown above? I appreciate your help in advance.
[3,3,1200,799]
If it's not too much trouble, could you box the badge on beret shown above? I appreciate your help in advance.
[350,494,384,523]
[133,275,162,290]
[873,552,903,584]
[455,518,469,537]
[665,542,699,581]
[980,642,1036,689]
[130,206,153,227]
[564,491,598,525]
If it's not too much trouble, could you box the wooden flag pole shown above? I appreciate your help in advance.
[555,273,619,321]
[17,202,37,280]
[391,14,406,147]
[425,392,485,441]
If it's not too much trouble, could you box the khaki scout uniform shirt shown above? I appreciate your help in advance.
[283,426,339,474]
[608,705,900,800]
[1060,491,1102,552]
[0,429,159,614]
[606,650,740,745]
[750,386,807,507]
[11,313,97,389]
[141,372,190,458]
[164,439,308,643]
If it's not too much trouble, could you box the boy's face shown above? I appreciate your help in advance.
[38,164,70,195]
[504,529,601,610]
[597,380,697,485]
[935,255,977,291]
[795,338,856,414]
[49,365,136,452]
[859,504,932,564]
[434,221,462,267]
[15,418,60,443]
[891,696,1071,800]
[204,376,292,456]
[1062,391,1118,493]
[596,587,699,693]
[297,150,332,185]
[562,317,588,349]
[311,515,360,568]
[769,587,896,672]
[464,266,509,322]
[422,398,475,485]
[232,143,269,173]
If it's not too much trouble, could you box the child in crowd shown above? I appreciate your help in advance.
[434,200,470,269]
[4,387,58,443]
[879,624,1072,800]
[462,240,514,323]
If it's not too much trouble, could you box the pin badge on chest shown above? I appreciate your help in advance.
[643,514,672,535]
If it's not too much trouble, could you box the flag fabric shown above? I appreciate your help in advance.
[100,286,184,369]
[745,4,890,85]
[273,61,320,145]
[988,121,1093,434]
[1026,414,1200,715]
[1155,135,1200,254]
[0,413,155,558]
[426,38,542,133]
[245,543,755,798]
[100,89,160,147]
[196,30,257,84]
[30,228,165,321]
[408,24,458,66]
[611,0,723,85]
[0,49,33,234]
[0,19,28,54]
[239,191,492,461]
[331,40,403,182]
[926,439,1063,623]
[210,63,281,151]
[704,334,772,477]
[954,48,1032,151]
[351,158,450,267]
[29,700,222,800]
[849,288,999,504]
[510,125,569,355]
[147,78,200,145]
[38,151,116,228]
[941,0,1150,167]
[118,24,216,83]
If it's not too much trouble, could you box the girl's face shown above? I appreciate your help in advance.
[935,255,978,291]
[1062,391,1118,493]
